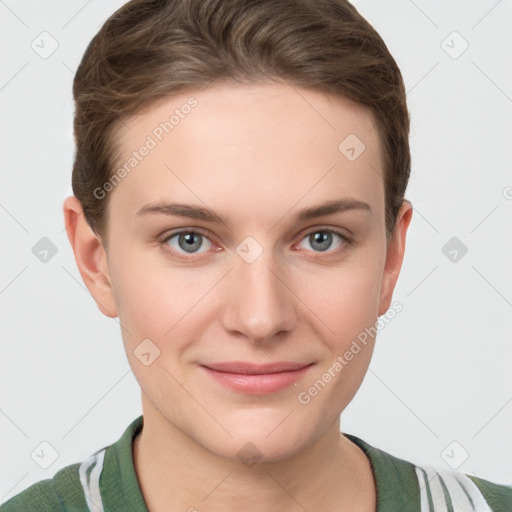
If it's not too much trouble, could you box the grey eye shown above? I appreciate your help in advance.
[166,231,213,254]
[298,230,346,253]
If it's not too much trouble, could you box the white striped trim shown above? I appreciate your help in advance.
[78,448,107,512]
[428,468,449,512]
[417,466,434,512]
[415,465,492,511]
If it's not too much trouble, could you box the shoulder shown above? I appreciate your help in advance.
[346,434,511,511]
[0,476,65,512]
[1,416,145,512]
[0,450,105,512]
[415,464,512,512]
[466,473,512,512]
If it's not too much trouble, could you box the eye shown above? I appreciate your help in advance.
[160,230,214,260]
[296,228,351,255]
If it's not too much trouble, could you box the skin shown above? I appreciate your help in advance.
[63,80,412,511]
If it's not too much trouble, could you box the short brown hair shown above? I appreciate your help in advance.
[72,0,411,244]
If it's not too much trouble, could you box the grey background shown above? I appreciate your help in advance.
[1,0,511,501]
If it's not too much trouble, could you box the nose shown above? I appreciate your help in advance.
[220,244,297,344]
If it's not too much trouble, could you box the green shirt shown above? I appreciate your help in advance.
[2,415,510,511]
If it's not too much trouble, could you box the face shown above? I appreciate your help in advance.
[86,81,410,462]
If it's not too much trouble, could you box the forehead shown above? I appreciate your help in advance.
[108,81,384,226]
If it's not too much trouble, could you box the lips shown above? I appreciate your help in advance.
[201,361,311,374]
[198,361,314,394]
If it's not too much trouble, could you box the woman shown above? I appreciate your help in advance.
[3,0,510,510]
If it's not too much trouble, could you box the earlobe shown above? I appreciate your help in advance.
[377,200,413,317]
[62,196,118,318]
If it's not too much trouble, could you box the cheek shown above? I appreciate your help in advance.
[109,256,193,400]
[297,263,381,417]
[108,246,180,355]
[110,244,198,330]
[108,246,222,381]
[296,249,383,402]
[304,252,384,341]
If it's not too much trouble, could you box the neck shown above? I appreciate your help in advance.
[133,404,376,512]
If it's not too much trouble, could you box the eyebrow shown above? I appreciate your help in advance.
[136,198,371,224]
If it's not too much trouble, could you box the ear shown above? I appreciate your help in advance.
[62,196,118,318]
[378,200,413,316]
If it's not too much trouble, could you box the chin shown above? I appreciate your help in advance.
[207,436,307,466]
[200,418,315,465]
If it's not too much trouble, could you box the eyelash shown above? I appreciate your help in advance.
[158,226,352,262]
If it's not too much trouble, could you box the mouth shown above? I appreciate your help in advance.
[198,361,315,394]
